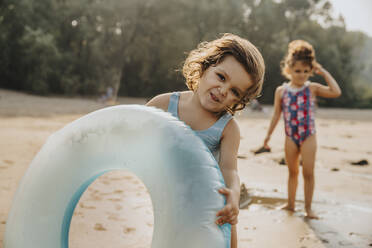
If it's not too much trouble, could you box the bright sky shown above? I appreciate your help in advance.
[329,0,372,37]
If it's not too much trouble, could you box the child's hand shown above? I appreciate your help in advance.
[215,188,239,225]
[313,62,326,76]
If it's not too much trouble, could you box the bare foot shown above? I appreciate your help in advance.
[305,209,319,219]
[279,204,295,212]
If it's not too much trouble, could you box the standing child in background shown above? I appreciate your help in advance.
[262,40,341,219]
[147,33,265,247]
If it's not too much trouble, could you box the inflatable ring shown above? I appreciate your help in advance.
[4,105,231,248]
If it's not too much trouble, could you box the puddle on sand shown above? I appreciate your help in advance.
[249,195,287,209]
[243,194,372,247]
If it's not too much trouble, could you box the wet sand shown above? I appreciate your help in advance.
[1,89,372,247]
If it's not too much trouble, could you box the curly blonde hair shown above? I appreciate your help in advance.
[182,33,265,115]
[281,40,317,80]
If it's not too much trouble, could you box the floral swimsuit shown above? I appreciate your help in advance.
[281,82,315,147]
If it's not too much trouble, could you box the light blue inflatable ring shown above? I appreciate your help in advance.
[4,105,231,248]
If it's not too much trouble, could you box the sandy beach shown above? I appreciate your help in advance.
[1,89,371,248]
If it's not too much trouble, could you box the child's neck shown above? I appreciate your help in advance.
[177,91,220,131]
[289,81,306,89]
[189,91,221,118]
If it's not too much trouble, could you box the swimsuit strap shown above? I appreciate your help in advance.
[167,92,233,154]
[167,92,180,118]
[197,113,232,141]
[167,92,232,133]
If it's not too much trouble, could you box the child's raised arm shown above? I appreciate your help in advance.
[311,63,342,98]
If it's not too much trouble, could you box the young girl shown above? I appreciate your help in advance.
[146,33,265,247]
[262,40,341,219]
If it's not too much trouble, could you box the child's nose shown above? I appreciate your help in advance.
[219,86,228,97]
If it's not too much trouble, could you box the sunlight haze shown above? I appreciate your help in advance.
[330,0,372,36]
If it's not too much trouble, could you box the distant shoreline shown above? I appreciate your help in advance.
[1,89,372,121]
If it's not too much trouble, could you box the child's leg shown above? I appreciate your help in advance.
[300,134,318,219]
[283,136,300,211]
[231,224,237,248]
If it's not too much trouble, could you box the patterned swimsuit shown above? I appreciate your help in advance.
[281,82,315,147]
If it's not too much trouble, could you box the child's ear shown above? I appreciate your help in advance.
[284,67,291,76]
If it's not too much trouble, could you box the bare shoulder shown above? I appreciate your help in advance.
[308,82,321,96]
[276,84,285,93]
[222,118,240,142]
[146,92,173,111]
[275,84,285,98]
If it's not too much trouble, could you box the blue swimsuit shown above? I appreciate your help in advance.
[167,92,233,161]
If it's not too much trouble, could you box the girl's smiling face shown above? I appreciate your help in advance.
[288,61,312,87]
[196,55,253,113]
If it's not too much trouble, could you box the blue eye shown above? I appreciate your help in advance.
[217,73,225,81]
[231,89,240,97]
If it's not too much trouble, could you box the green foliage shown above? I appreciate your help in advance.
[0,0,371,107]
[20,26,61,94]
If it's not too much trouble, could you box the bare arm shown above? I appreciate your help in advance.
[215,119,241,225]
[312,63,342,98]
[263,87,283,148]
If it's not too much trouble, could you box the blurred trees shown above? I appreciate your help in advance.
[1,0,371,107]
